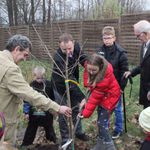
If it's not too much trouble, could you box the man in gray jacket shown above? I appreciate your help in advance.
[0,34,72,146]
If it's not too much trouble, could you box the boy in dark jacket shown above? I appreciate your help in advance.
[97,26,129,139]
[22,66,56,146]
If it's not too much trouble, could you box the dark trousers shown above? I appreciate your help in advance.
[22,113,56,146]
[58,106,83,145]
[140,140,150,150]
[53,89,84,145]
[97,106,113,143]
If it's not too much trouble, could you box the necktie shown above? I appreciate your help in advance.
[143,43,147,58]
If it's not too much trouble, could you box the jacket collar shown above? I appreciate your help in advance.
[141,45,150,65]
[2,50,14,63]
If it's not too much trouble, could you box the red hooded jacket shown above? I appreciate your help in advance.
[82,63,120,118]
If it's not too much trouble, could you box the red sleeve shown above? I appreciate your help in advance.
[82,89,104,118]
[82,64,117,118]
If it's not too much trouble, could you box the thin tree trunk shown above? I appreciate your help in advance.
[65,53,74,149]
[13,0,18,25]
[42,0,46,24]
[23,2,28,25]
[47,0,51,24]
[31,0,35,23]
[78,0,81,19]
[6,0,14,26]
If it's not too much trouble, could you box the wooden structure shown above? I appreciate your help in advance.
[0,12,150,65]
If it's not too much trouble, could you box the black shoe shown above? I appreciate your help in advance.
[112,131,122,139]
[75,133,89,141]
[19,145,35,150]
[49,136,57,143]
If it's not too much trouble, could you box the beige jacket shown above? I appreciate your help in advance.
[0,50,60,142]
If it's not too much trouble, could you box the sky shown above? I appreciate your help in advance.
[145,0,150,10]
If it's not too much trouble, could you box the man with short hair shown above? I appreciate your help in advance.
[0,34,71,146]
[51,33,88,148]
[97,26,129,139]
[124,20,150,109]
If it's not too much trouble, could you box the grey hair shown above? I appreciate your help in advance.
[134,20,150,34]
[33,66,46,75]
[5,34,32,52]
[59,33,73,43]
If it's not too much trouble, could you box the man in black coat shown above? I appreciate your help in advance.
[97,26,129,139]
[124,20,150,109]
[51,33,88,147]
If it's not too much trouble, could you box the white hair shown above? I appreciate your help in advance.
[33,66,45,75]
[134,20,150,34]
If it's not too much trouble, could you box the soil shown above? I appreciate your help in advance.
[16,126,90,150]
[16,124,142,150]
[19,142,90,150]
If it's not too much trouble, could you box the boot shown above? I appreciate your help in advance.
[104,142,116,150]
[90,137,105,150]
[90,138,116,150]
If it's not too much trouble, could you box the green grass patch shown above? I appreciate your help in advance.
[18,60,144,149]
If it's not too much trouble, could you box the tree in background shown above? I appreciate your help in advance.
[0,0,148,26]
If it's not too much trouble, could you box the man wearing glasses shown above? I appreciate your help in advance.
[124,20,150,109]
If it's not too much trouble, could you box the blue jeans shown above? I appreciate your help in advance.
[97,106,112,143]
[114,96,123,133]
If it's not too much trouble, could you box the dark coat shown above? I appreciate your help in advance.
[96,43,129,91]
[140,135,150,150]
[140,140,150,150]
[131,44,150,107]
[23,80,54,115]
[51,42,87,105]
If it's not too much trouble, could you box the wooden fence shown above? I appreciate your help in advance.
[0,12,150,65]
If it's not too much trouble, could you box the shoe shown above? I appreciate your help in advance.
[135,139,144,146]
[49,136,57,143]
[90,137,104,150]
[112,131,122,139]
[20,144,35,150]
[75,133,89,141]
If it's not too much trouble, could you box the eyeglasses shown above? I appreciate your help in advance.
[102,36,114,40]
[136,33,142,38]
[136,32,146,39]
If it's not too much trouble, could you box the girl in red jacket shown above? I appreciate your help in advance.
[81,53,120,150]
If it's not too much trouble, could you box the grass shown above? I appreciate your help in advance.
[18,60,145,150]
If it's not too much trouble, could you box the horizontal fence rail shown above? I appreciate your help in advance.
[1,12,150,65]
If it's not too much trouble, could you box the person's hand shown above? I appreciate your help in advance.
[58,106,72,117]
[147,91,150,100]
[79,99,86,110]
[24,114,29,120]
[77,113,84,119]
[123,71,131,78]
[120,90,124,94]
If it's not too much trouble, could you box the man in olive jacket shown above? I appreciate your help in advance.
[0,34,71,146]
